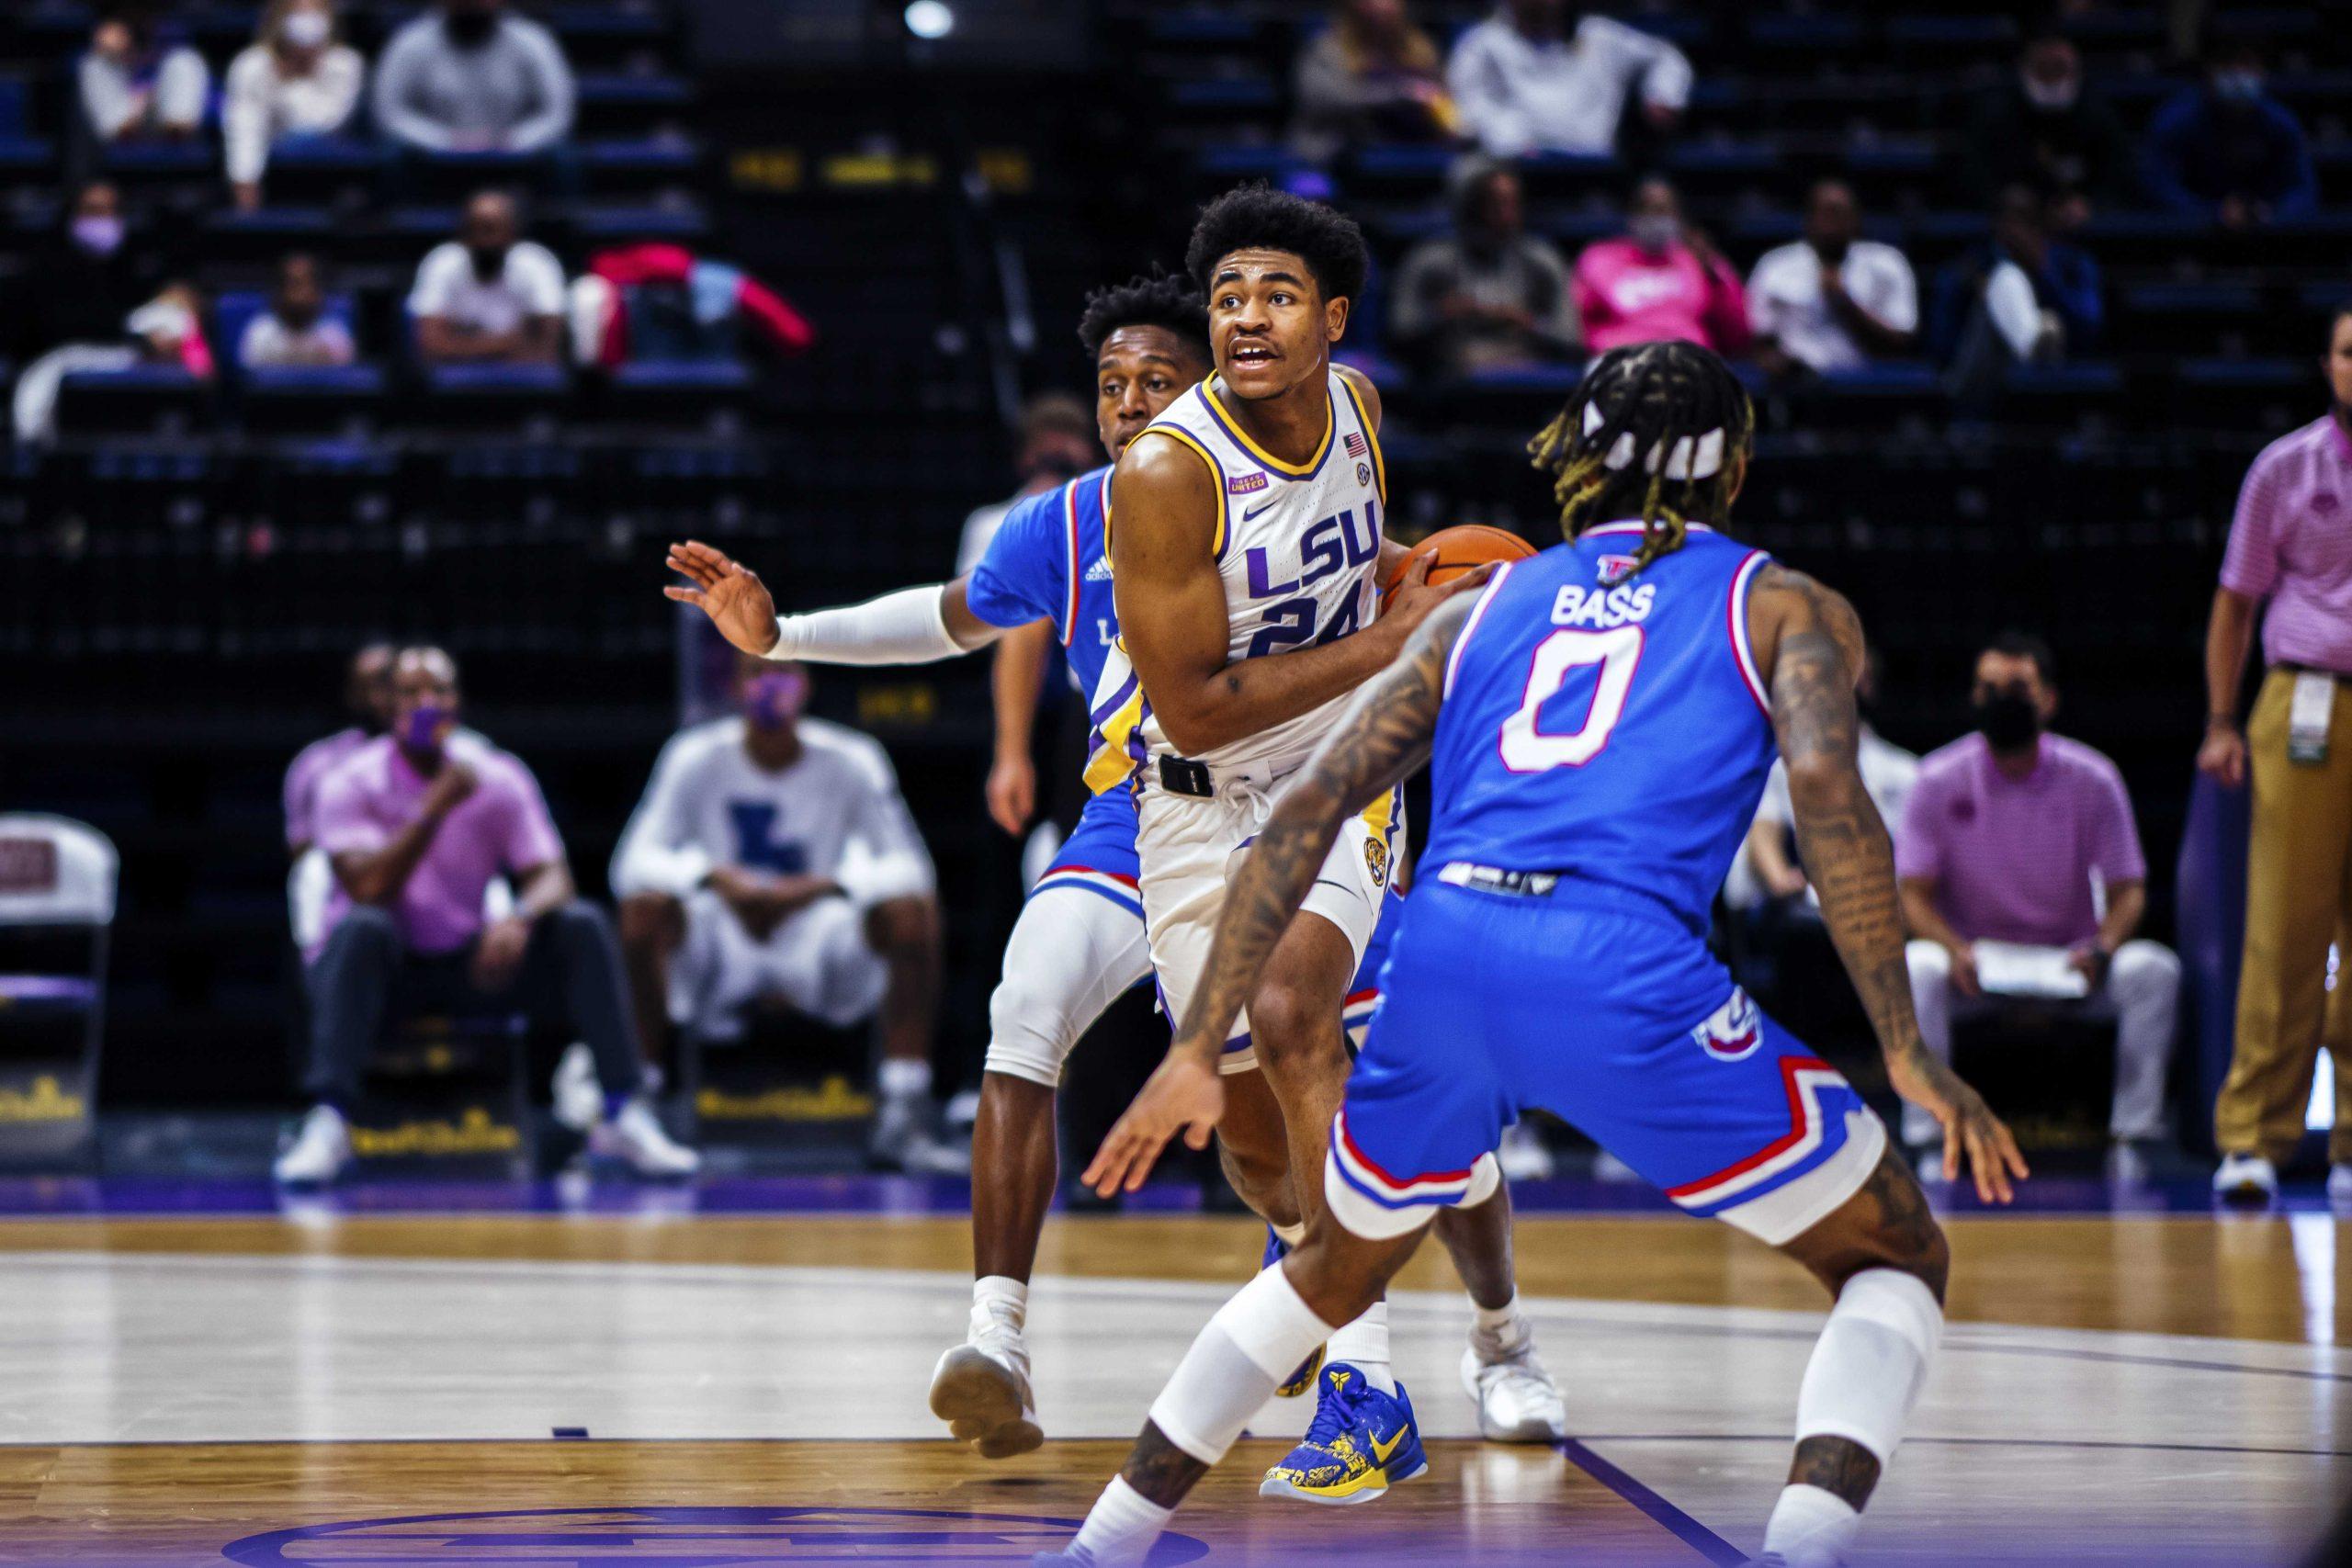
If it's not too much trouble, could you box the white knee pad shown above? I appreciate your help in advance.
[981,885,1153,1089]
[1794,1267,1943,1465]
[1147,1263,1334,1465]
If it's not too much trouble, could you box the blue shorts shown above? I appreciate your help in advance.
[1027,789,1143,917]
[1329,875,1887,1246]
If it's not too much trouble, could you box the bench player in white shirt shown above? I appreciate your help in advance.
[1083,186,1550,1500]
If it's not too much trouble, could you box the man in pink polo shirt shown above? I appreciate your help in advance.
[2200,304,2352,1205]
[275,646,696,1184]
[1897,633,2180,1173]
[1572,175,1749,357]
[283,642,396,861]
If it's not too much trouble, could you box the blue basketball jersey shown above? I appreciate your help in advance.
[964,467,1121,700]
[1422,523,1778,931]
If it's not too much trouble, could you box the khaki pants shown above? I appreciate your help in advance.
[2214,668,2352,1163]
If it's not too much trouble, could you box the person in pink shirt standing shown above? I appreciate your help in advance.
[2199,304,2352,1206]
[1572,176,1750,357]
[1896,633,2180,1178]
[275,646,696,1184]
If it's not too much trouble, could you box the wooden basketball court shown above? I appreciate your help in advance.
[0,1200,2341,1565]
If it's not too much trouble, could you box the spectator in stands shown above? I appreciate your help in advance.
[2143,41,2316,230]
[285,643,398,862]
[240,254,358,371]
[1390,157,1577,379]
[276,646,696,1185]
[1447,0,1690,159]
[9,182,212,445]
[78,2,209,144]
[409,190,566,367]
[2199,304,2352,1205]
[1735,644,1917,914]
[1958,32,2137,229]
[956,393,1097,574]
[1573,176,1747,356]
[1290,0,1459,164]
[223,0,368,212]
[1748,179,1917,379]
[1929,186,2102,397]
[613,655,954,1171]
[372,0,575,155]
[1897,632,2179,1174]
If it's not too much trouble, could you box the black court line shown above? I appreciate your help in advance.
[1556,1438,1745,1566]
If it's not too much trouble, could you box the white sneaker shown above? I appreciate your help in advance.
[2327,1163,2352,1209]
[2105,1140,2152,1188]
[930,1329,1043,1458]
[872,1098,969,1174]
[1461,1339,1567,1443]
[590,1097,701,1178]
[1497,1121,1555,1181]
[2212,1153,2278,1204]
[551,1043,602,1134]
[273,1104,352,1186]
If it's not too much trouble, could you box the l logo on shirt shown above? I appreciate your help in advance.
[729,802,808,874]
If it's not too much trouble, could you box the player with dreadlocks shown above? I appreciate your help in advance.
[1040,338,2025,1568]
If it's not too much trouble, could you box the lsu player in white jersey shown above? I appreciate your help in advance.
[1089,186,1557,1502]
[662,272,1564,1473]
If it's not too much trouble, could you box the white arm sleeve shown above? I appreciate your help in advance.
[766,583,966,665]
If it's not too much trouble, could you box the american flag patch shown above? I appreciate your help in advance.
[1344,432,1368,457]
[1227,471,1268,495]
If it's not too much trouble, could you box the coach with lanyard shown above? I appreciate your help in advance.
[2199,304,2352,1204]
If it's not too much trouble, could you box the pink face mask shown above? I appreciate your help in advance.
[743,671,808,729]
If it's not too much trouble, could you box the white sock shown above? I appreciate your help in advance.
[970,1275,1026,1341]
[879,1057,931,1106]
[1470,1292,1532,1360]
[1762,1483,1861,1568]
[1070,1474,1171,1568]
[1322,1299,1394,1394]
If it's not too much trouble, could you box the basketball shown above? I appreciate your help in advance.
[1379,525,1538,611]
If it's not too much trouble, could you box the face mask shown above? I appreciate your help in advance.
[72,215,123,256]
[1629,214,1679,253]
[2022,73,2078,111]
[743,671,808,730]
[280,10,331,49]
[401,703,453,752]
[444,10,497,45]
[2213,72,2263,102]
[467,243,509,278]
[1973,689,2041,750]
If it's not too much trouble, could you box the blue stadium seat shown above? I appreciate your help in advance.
[572,201,711,243]
[241,365,390,435]
[55,367,213,436]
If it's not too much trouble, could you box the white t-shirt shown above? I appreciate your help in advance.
[611,716,934,907]
[239,312,357,369]
[406,240,566,338]
[1725,726,1920,910]
[1747,240,1918,374]
[1447,13,1691,157]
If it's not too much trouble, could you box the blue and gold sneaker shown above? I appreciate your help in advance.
[1259,1362,1426,1505]
[1261,1226,1324,1398]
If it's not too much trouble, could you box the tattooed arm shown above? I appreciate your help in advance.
[1749,565,2028,1203]
[1080,593,1476,1196]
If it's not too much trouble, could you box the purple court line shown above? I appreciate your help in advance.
[1568,1434,2352,1461]
[1556,1438,1746,1566]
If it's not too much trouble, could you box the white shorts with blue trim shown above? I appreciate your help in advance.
[1134,770,1402,1077]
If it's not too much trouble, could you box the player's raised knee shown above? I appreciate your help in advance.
[1243,979,1342,1070]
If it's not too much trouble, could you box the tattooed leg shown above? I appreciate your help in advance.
[1754,1145,1949,1560]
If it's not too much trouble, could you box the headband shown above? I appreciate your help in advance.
[1583,401,1725,480]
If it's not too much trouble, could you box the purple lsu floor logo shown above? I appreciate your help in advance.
[220,1505,1213,1564]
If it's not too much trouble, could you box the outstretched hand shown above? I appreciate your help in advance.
[1081,1049,1224,1197]
[1887,1046,2029,1204]
[665,540,781,657]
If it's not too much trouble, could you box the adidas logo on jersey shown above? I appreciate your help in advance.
[1084,557,1114,581]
